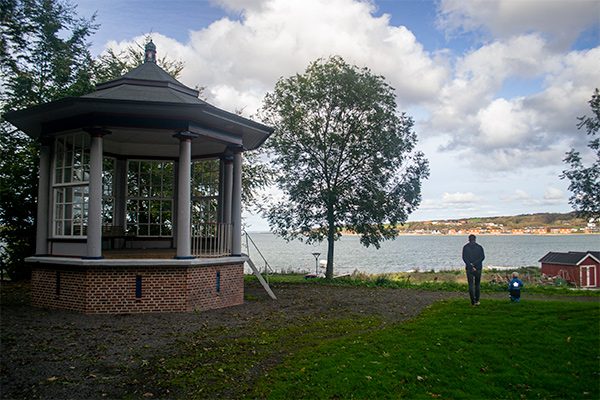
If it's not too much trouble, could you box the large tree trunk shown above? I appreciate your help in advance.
[326,207,335,279]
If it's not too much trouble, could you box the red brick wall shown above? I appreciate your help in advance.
[29,262,244,314]
[187,264,244,311]
[31,267,87,312]
[86,266,188,313]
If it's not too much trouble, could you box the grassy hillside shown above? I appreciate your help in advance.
[401,212,591,232]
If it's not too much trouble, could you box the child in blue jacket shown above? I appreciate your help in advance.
[508,272,524,302]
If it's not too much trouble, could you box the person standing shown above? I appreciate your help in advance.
[462,234,485,306]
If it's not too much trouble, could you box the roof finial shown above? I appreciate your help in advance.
[144,40,156,63]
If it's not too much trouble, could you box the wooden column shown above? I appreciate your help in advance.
[35,138,52,255]
[231,150,243,256]
[85,128,110,259]
[174,131,198,259]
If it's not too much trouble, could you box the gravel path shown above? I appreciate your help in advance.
[1,281,596,399]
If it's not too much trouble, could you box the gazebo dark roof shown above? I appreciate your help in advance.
[539,251,600,265]
[4,41,272,153]
[84,55,204,104]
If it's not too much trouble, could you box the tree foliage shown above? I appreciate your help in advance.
[260,56,429,279]
[0,0,97,279]
[562,89,600,220]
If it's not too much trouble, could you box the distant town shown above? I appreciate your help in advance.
[398,212,599,236]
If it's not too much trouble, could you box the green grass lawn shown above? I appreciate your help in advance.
[248,272,600,296]
[255,300,599,399]
[143,295,599,399]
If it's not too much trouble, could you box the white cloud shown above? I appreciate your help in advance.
[104,0,447,114]
[437,0,600,48]
[543,187,564,202]
[442,192,481,204]
[101,0,598,205]
[429,34,551,134]
[501,189,531,202]
[476,98,534,148]
[501,187,564,206]
[429,36,600,170]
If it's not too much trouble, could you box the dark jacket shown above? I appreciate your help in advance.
[462,242,485,270]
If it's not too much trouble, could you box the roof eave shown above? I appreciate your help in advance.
[4,97,274,146]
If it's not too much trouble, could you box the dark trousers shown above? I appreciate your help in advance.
[466,267,482,304]
[510,289,521,302]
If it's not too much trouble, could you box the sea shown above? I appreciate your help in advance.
[243,233,599,276]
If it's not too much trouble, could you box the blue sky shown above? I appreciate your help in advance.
[74,0,599,229]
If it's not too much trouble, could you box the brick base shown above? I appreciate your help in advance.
[31,263,244,314]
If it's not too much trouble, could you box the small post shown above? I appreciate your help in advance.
[312,252,320,275]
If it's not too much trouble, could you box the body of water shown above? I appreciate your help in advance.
[243,233,599,275]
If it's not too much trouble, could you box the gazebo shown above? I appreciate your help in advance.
[4,42,273,313]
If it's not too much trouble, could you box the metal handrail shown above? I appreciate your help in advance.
[243,230,274,279]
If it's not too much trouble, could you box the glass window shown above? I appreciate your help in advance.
[102,157,116,226]
[126,160,174,236]
[192,159,220,235]
[54,133,90,185]
[54,186,89,236]
[52,133,90,237]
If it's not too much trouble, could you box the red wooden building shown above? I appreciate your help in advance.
[539,251,600,288]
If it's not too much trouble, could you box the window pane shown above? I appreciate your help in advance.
[149,224,160,236]
[64,220,72,236]
[63,167,72,183]
[55,221,63,236]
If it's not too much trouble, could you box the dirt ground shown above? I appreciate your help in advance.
[0,280,596,400]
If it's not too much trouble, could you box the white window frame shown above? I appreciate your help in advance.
[51,133,90,238]
[580,265,597,288]
[125,159,174,237]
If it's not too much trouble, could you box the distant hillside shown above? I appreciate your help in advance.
[400,212,595,234]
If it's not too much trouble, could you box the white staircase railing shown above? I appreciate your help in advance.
[243,230,275,279]
[242,230,277,300]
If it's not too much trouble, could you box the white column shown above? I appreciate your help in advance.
[86,133,104,258]
[175,133,194,258]
[35,140,51,255]
[231,150,242,256]
[223,156,233,225]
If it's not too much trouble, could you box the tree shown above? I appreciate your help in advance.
[562,89,600,220]
[0,0,97,279]
[260,56,429,279]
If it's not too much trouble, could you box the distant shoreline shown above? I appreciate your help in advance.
[391,232,600,237]
[340,232,600,237]
[245,231,599,236]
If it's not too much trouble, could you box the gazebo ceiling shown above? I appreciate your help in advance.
[4,41,273,156]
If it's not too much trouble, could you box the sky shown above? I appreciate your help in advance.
[73,0,600,229]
